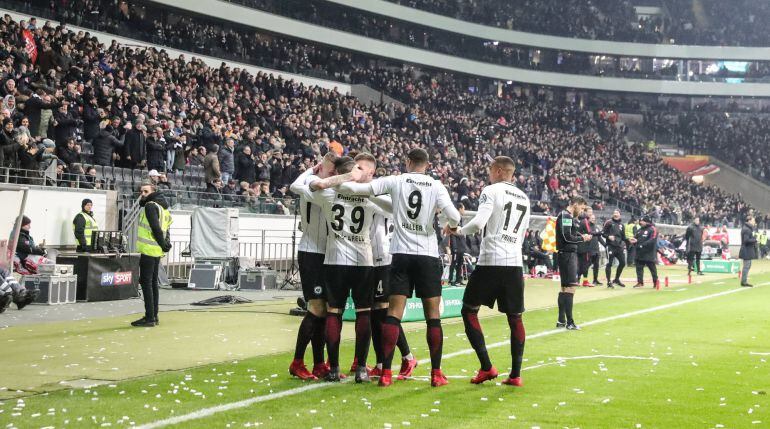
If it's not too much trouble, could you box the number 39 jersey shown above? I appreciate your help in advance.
[466,182,531,267]
[370,173,456,258]
[308,188,380,266]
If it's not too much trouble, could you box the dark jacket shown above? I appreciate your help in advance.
[449,219,468,253]
[16,229,45,261]
[739,223,758,260]
[0,134,19,168]
[92,128,124,166]
[234,151,256,184]
[219,146,235,175]
[57,145,81,166]
[634,223,659,262]
[82,104,101,141]
[17,145,44,171]
[123,128,146,165]
[53,109,79,145]
[586,221,605,255]
[140,192,171,251]
[145,136,166,171]
[684,223,704,253]
[577,215,591,254]
[24,95,59,138]
[602,218,628,250]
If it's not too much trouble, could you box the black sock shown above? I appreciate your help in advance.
[396,324,411,358]
[354,311,371,368]
[426,318,443,370]
[382,316,401,370]
[370,308,387,364]
[325,313,343,368]
[293,313,315,361]
[462,307,491,371]
[605,265,612,283]
[557,292,566,323]
[310,314,326,365]
[565,293,575,324]
[507,314,525,379]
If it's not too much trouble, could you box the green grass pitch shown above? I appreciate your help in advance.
[1,263,769,428]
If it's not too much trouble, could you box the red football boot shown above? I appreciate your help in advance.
[378,369,393,387]
[470,366,499,384]
[311,362,330,379]
[502,377,523,386]
[581,280,591,287]
[369,366,383,377]
[289,359,317,380]
[431,369,449,387]
[397,357,419,380]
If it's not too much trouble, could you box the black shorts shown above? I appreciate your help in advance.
[390,253,443,299]
[371,265,391,303]
[463,266,525,314]
[324,265,374,309]
[298,251,325,301]
[557,252,579,287]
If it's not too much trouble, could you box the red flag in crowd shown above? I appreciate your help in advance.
[22,29,37,63]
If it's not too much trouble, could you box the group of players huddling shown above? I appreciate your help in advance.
[286,148,533,387]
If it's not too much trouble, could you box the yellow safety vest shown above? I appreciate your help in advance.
[73,212,99,246]
[624,223,636,239]
[137,202,172,257]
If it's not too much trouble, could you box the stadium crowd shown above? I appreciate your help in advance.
[0,8,763,226]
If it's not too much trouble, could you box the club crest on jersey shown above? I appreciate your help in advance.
[314,286,323,295]
[478,194,488,204]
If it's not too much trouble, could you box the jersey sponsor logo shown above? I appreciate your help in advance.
[405,178,432,187]
[478,194,488,204]
[335,194,366,203]
[100,271,132,286]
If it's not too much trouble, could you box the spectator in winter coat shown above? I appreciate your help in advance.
[740,216,758,287]
[56,137,81,166]
[23,91,59,138]
[53,102,79,147]
[82,96,101,142]
[204,144,221,183]
[234,145,256,184]
[123,122,146,169]
[145,127,167,172]
[92,125,125,166]
[219,138,235,184]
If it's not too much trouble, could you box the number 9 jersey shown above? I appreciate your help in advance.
[370,173,458,258]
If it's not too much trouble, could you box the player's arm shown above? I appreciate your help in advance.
[309,165,364,191]
[289,168,315,196]
[339,176,395,196]
[368,195,393,214]
[457,191,493,236]
[437,185,461,229]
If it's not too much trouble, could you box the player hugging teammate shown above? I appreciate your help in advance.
[288,150,534,389]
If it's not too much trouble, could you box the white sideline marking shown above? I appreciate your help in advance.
[138,284,763,429]
[749,352,770,356]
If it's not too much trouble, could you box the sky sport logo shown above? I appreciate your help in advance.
[100,271,133,286]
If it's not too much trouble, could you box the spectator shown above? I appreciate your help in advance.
[234,145,257,184]
[204,144,221,184]
[52,101,78,147]
[92,124,125,167]
[146,126,167,172]
[219,138,235,184]
[123,122,147,170]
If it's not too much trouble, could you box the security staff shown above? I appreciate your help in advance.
[132,182,172,327]
[624,216,638,266]
[73,199,99,252]
[684,217,704,276]
[633,216,658,288]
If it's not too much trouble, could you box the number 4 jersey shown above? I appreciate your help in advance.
[460,182,531,267]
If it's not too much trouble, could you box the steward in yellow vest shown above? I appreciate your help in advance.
[73,198,99,252]
[132,182,172,328]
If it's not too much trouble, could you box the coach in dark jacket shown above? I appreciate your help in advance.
[633,216,659,288]
[740,216,758,287]
[92,126,124,166]
[684,217,704,275]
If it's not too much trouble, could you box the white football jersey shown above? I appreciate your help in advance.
[460,182,531,267]
[370,211,394,267]
[369,173,459,258]
[296,173,328,254]
[295,186,379,267]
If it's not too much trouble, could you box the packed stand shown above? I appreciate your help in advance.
[0,9,761,225]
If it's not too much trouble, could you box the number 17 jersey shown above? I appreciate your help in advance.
[370,173,455,258]
[476,182,531,267]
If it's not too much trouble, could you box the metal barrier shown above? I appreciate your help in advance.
[163,229,297,284]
